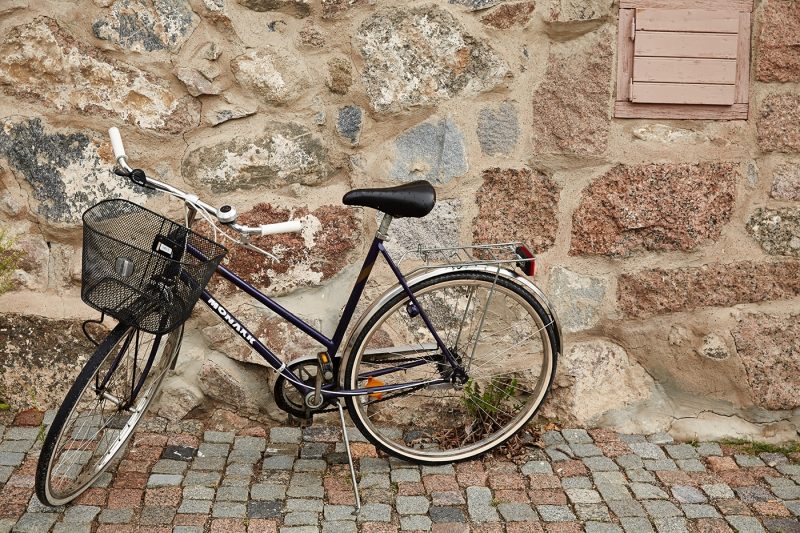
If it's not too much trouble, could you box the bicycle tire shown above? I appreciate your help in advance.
[344,270,557,464]
[35,322,183,506]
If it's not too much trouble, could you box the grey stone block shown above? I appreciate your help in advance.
[184,470,221,487]
[676,459,706,472]
[270,427,302,444]
[522,460,553,475]
[498,503,537,522]
[322,522,356,533]
[542,431,566,446]
[630,483,668,499]
[234,436,266,452]
[644,459,678,471]
[562,476,593,489]
[597,483,632,501]
[98,508,134,523]
[647,433,673,444]
[361,458,390,473]
[643,500,682,518]
[734,454,766,468]
[616,455,645,470]
[586,523,624,533]
[629,443,666,460]
[0,452,24,466]
[467,486,499,522]
[572,443,603,457]
[197,442,229,457]
[396,495,430,515]
[672,485,706,504]
[627,469,657,483]
[63,505,101,523]
[562,429,593,444]
[400,515,432,531]
[178,499,212,514]
[248,500,283,518]
[216,485,249,502]
[391,469,420,483]
[212,501,246,518]
[567,488,602,504]
[575,503,611,522]
[653,517,688,533]
[584,456,620,472]
[421,464,455,475]
[323,504,357,521]
[356,503,391,522]
[696,443,722,457]
[594,472,627,485]
[726,516,766,533]
[263,455,295,470]
[204,430,235,443]
[664,445,698,460]
[152,459,188,475]
[682,504,720,519]
[429,506,466,523]
[621,517,655,533]
[284,511,318,526]
[702,483,735,499]
[286,499,323,512]
[147,474,183,487]
[251,483,287,500]
[537,505,577,522]
[607,498,646,518]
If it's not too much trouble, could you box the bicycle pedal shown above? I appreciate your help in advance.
[317,351,335,382]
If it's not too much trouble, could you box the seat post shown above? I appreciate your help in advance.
[376,213,393,241]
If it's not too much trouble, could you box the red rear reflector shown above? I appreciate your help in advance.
[515,245,536,277]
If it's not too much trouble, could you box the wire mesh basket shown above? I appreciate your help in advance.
[81,199,227,334]
[397,242,536,277]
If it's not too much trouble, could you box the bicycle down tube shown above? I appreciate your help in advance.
[192,234,458,398]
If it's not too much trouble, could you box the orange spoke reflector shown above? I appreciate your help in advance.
[366,377,385,400]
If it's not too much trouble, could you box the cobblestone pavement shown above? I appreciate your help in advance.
[1,409,799,533]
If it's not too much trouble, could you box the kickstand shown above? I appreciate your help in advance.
[337,399,362,513]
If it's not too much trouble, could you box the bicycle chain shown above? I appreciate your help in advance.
[311,356,441,414]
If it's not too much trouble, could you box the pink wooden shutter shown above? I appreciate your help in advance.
[631,9,738,105]
[615,0,752,120]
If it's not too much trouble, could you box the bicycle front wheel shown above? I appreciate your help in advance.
[35,322,182,506]
[344,270,557,464]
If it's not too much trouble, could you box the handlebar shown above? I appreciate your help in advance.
[108,127,302,237]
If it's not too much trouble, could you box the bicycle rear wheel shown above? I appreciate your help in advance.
[344,270,557,464]
[35,322,182,506]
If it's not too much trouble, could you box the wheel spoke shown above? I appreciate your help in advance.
[346,272,555,464]
[37,324,182,506]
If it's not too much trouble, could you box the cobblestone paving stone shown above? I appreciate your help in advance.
[0,411,798,532]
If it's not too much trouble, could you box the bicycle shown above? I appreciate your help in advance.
[35,127,562,509]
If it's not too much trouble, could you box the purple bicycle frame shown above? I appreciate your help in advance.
[193,235,460,399]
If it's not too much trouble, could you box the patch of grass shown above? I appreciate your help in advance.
[37,424,46,443]
[720,438,800,456]
[0,403,10,411]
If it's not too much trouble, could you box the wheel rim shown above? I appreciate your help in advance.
[43,326,180,505]
[348,277,554,462]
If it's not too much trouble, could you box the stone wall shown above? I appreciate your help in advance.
[0,0,798,442]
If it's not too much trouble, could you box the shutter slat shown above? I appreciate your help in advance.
[633,58,737,84]
[631,82,736,105]
[635,31,739,59]
[636,9,739,32]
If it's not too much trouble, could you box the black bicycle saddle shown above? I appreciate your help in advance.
[342,180,436,218]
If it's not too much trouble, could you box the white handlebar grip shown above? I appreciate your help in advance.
[108,127,126,161]
[260,220,303,236]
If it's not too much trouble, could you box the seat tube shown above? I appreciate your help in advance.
[376,213,393,240]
